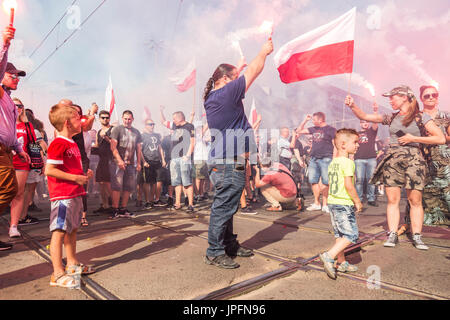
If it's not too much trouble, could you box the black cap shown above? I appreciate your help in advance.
[5,63,26,77]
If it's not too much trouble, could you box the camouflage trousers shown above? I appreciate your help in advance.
[422,158,450,226]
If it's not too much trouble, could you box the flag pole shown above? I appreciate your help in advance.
[343,72,352,123]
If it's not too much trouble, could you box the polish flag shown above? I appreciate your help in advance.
[105,75,116,115]
[274,7,356,84]
[249,98,258,127]
[169,59,196,92]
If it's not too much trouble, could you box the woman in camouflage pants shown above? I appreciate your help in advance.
[345,86,445,250]
[419,86,450,226]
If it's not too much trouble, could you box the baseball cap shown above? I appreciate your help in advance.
[5,63,26,77]
[382,85,414,98]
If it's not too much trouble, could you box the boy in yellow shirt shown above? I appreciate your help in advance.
[319,129,363,280]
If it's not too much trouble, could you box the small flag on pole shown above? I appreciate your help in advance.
[169,59,196,92]
[105,75,116,116]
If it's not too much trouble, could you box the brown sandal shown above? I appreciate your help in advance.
[50,274,77,288]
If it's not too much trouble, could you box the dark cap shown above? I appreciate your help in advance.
[5,63,26,77]
[382,85,414,98]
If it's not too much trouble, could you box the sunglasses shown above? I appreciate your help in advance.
[146,123,155,126]
[100,117,110,120]
[15,104,24,109]
[423,93,439,100]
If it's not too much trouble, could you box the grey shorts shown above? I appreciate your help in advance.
[110,163,137,192]
[50,197,83,234]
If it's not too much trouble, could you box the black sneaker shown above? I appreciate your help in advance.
[28,203,43,212]
[93,206,107,213]
[368,201,378,207]
[118,208,136,218]
[0,241,13,251]
[186,205,194,214]
[240,206,257,215]
[153,200,166,207]
[226,242,254,257]
[204,254,240,269]
[18,215,39,226]
[109,208,120,219]
[144,202,154,210]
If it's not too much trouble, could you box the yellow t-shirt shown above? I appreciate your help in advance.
[328,157,355,206]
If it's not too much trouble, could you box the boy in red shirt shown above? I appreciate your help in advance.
[45,103,95,288]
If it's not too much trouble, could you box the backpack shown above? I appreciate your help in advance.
[25,123,44,171]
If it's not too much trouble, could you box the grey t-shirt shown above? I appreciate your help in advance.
[110,125,142,165]
[382,112,432,147]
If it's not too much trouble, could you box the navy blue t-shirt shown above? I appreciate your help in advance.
[308,125,336,159]
[204,76,256,160]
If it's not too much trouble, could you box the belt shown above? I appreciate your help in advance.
[0,143,13,154]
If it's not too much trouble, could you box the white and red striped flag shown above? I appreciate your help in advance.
[274,7,356,84]
[105,75,116,115]
[249,98,258,127]
[169,59,196,92]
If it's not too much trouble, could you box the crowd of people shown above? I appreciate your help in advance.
[1,26,449,288]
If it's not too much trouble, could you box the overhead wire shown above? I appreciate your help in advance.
[27,0,108,80]
[29,0,79,58]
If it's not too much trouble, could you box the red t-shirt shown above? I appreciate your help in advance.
[261,163,297,198]
[13,122,36,171]
[47,136,86,201]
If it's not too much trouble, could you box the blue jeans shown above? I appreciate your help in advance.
[328,204,359,243]
[308,157,332,185]
[206,161,246,257]
[170,157,193,187]
[355,158,377,202]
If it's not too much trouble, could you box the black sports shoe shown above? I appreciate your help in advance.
[204,254,240,269]
[186,205,194,213]
[153,200,166,207]
[0,241,13,251]
[144,202,154,210]
[118,208,136,218]
[109,208,120,219]
[18,215,39,226]
[93,206,107,213]
[226,242,254,257]
[28,203,43,212]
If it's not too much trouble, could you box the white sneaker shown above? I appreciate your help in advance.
[378,189,384,196]
[306,203,322,211]
[322,205,330,214]
[9,225,21,238]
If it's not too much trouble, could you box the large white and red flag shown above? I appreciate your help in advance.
[274,7,356,84]
[169,59,196,92]
[105,75,116,115]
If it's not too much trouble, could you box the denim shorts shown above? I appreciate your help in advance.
[170,157,193,187]
[328,204,359,243]
[308,157,332,185]
[109,163,137,192]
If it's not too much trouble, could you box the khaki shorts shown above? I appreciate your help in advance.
[370,146,428,191]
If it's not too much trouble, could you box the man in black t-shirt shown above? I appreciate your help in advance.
[354,119,379,206]
[140,119,166,208]
[170,112,195,212]
[296,112,336,213]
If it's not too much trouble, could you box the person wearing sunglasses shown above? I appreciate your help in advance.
[416,86,450,226]
[0,25,31,250]
[93,110,114,214]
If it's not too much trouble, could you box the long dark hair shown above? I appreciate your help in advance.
[402,95,420,127]
[203,64,236,101]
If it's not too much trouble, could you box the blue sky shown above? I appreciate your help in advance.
[5,0,449,131]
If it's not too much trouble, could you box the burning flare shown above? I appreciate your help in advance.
[2,0,17,13]
[259,20,274,37]
[430,80,439,90]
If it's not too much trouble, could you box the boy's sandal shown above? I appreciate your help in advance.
[81,218,89,227]
[265,206,282,212]
[50,274,77,288]
[337,261,358,273]
[66,263,96,275]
